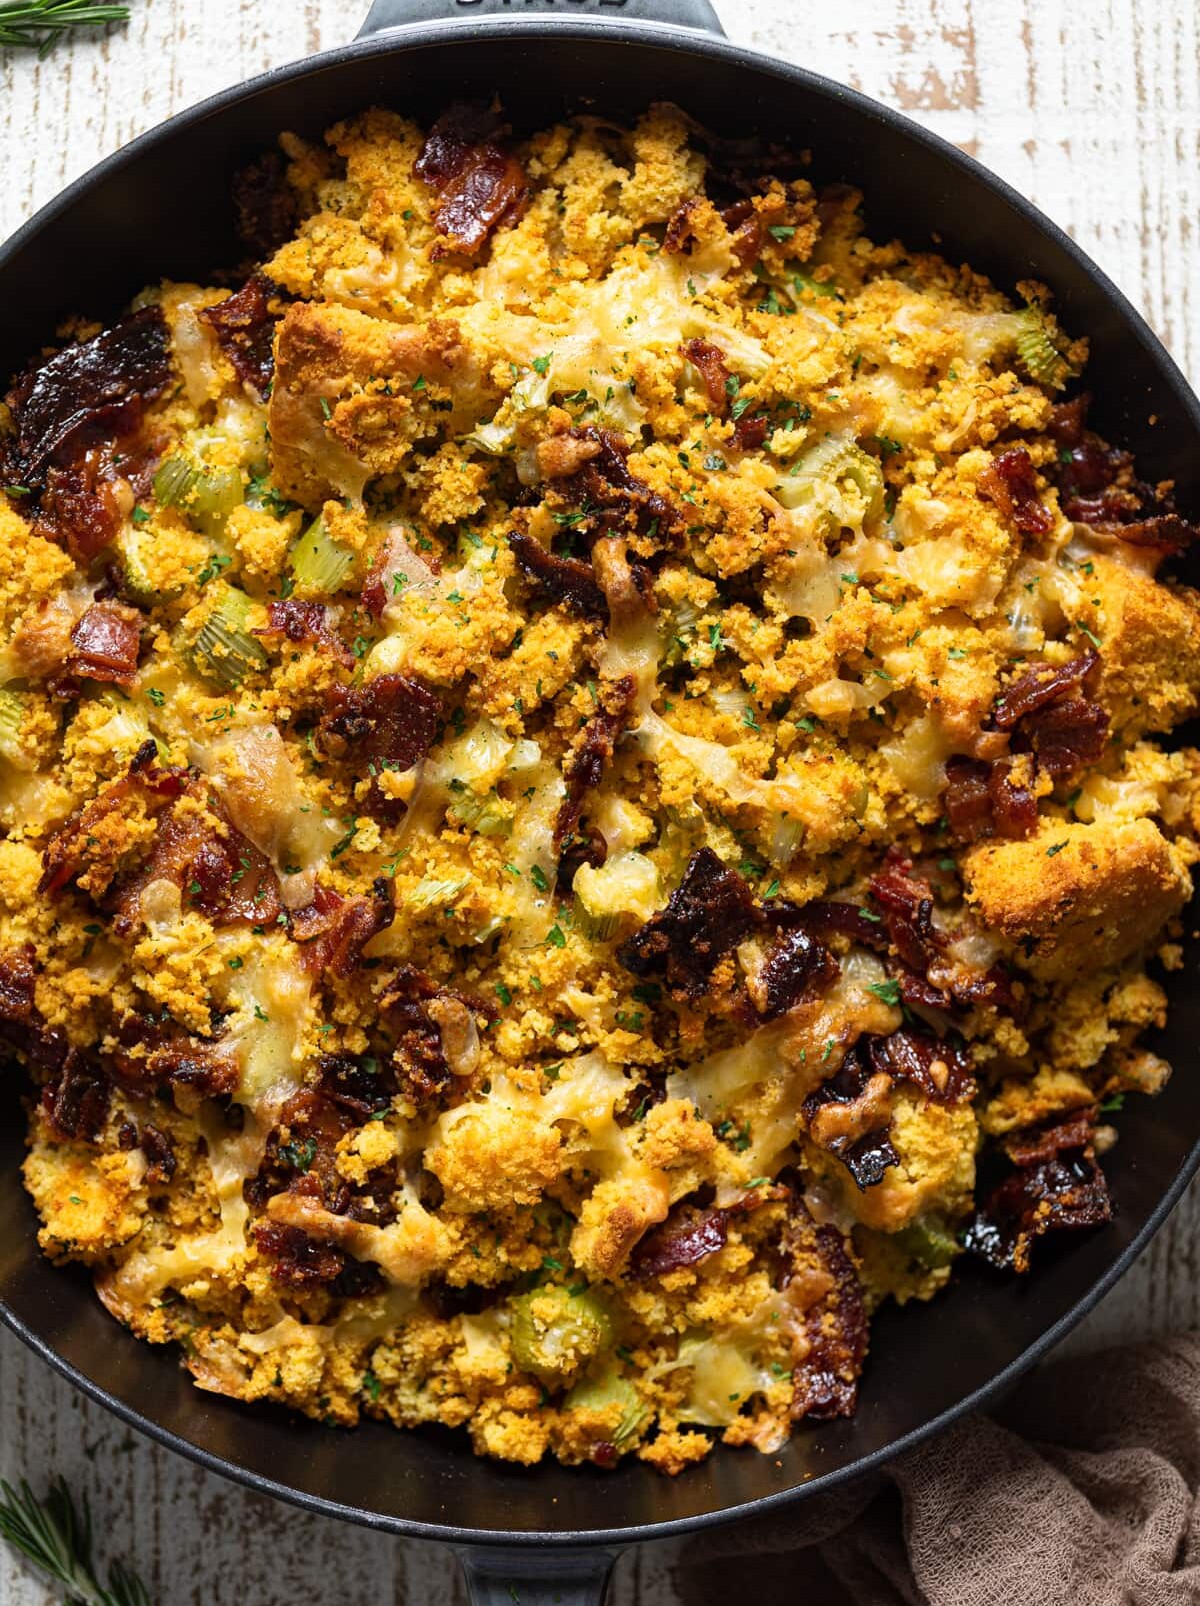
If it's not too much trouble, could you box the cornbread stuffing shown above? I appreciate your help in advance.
[2,102,1199,1474]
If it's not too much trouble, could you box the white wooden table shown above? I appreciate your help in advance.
[1,2,1197,1600]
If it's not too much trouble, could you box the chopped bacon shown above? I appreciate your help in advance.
[35,450,129,563]
[554,673,637,849]
[783,1205,868,1421]
[753,921,839,1020]
[867,861,945,975]
[254,1221,346,1288]
[664,198,705,255]
[231,153,299,258]
[5,306,171,482]
[561,427,681,545]
[40,745,189,899]
[414,103,530,256]
[992,648,1099,729]
[618,847,761,1000]
[0,949,113,1137]
[802,1051,898,1190]
[318,1052,397,1122]
[42,1051,111,1142]
[680,338,731,414]
[1021,696,1109,777]
[108,784,282,934]
[1100,513,1200,550]
[255,600,355,667]
[965,1108,1111,1273]
[943,650,1107,844]
[978,447,1054,537]
[380,963,456,1104]
[199,275,280,400]
[556,821,607,896]
[732,411,770,452]
[377,965,479,1107]
[318,674,441,816]
[722,199,765,269]
[630,1188,785,1280]
[508,531,608,620]
[138,1122,177,1184]
[110,1016,239,1100]
[66,602,142,685]
[866,1027,974,1104]
[289,878,395,976]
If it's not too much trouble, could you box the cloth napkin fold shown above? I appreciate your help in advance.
[668,1335,1200,1605]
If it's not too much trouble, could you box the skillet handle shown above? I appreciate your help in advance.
[456,1546,618,1606]
[358,0,725,38]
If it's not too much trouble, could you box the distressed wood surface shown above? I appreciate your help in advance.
[1,1,1198,1600]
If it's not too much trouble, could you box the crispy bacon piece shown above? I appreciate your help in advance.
[556,821,607,896]
[254,1221,346,1287]
[554,674,637,850]
[42,1052,111,1142]
[680,338,731,414]
[783,1206,868,1422]
[40,743,189,899]
[618,847,761,1000]
[802,1051,898,1191]
[0,950,112,1138]
[231,153,299,258]
[943,650,1107,844]
[200,275,280,400]
[377,965,489,1107]
[866,1027,974,1104]
[66,602,142,685]
[138,1122,177,1184]
[414,103,530,256]
[36,450,129,564]
[1021,696,1109,777]
[110,1015,239,1100]
[867,862,945,975]
[732,411,770,452]
[508,530,608,620]
[1101,514,1200,550]
[255,600,355,668]
[630,1188,785,1280]
[722,198,765,269]
[992,648,1099,729]
[108,784,282,934]
[965,1108,1112,1273]
[753,920,839,1020]
[289,878,395,976]
[664,198,704,255]
[318,1052,397,1122]
[562,427,681,545]
[318,675,441,817]
[5,305,170,482]
[978,447,1054,537]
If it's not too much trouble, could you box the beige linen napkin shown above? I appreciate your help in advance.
[669,1335,1200,1605]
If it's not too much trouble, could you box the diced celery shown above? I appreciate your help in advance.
[189,585,268,688]
[447,782,513,838]
[509,1286,613,1385]
[0,689,29,770]
[894,1219,961,1270]
[155,454,242,537]
[573,852,662,939]
[776,437,884,521]
[404,876,469,912]
[287,515,355,596]
[564,1368,650,1449]
[1014,309,1069,389]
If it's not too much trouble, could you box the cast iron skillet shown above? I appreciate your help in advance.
[2,3,1199,1601]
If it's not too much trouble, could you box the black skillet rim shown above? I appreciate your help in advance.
[2,12,1200,1552]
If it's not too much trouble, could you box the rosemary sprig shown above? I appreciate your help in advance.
[0,0,130,57]
[0,1478,151,1605]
